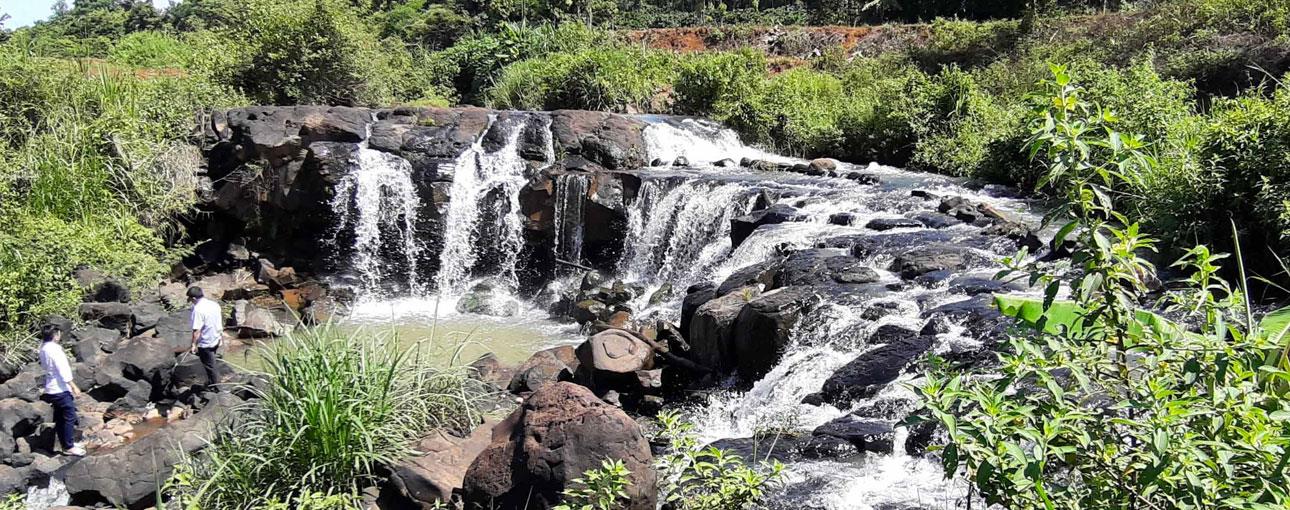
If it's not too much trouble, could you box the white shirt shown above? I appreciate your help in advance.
[39,341,74,395]
[191,298,224,348]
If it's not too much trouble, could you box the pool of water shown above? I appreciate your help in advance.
[229,296,584,372]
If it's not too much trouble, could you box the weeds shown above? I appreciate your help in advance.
[168,326,488,509]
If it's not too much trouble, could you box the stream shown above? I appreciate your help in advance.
[315,114,1041,509]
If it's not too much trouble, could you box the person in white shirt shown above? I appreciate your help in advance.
[187,287,224,391]
[38,324,85,457]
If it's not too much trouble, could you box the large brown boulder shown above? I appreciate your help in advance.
[687,286,760,373]
[507,346,580,394]
[462,382,655,510]
[384,419,498,508]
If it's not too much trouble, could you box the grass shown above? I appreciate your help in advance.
[170,326,490,509]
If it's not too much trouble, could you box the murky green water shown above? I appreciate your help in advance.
[228,297,584,372]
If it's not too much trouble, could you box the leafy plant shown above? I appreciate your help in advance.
[918,64,1290,510]
[653,410,786,510]
[552,459,633,510]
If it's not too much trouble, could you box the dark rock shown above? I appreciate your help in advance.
[170,353,235,389]
[844,172,880,184]
[920,296,1007,339]
[866,218,923,231]
[730,204,805,250]
[911,212,961,229]
[828,212,858,226]
[672,156,690,167]
[129,302,166,337]
[78,303,133,333]
[816,335,935,406]
[0,398,50,443]
[108,336,177,387]
[889,244,983,279]
[715,158,736,167]
[0,367,42,402]
[911,190,938,200]
[679,282,717,337]
[72,327,121,355]
[462,382,656,510]
[733,287,818,379]
[813,415,896,454]
[688,287,759,373]
[981,220,1043,252]
[650,158,665,167]
[797,434,861,460]
[715,260,780,296]
[572,299,609,325]
[776,249,879,287]
[153,310,195,354]
[63,393,239,509]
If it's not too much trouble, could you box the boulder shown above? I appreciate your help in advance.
[508,346,579,394]
[63,393,239,509]
[0,367,42,402]
[732,287,818,379]
[571,299,609,325]
[814,334,935,406]
[828,212,857,226]
[776,250,879,287]
[456,284,520,318]
[154,310,195,353]
[169,353,235,389]
[462,382,655,510]
[911,212,961,229]
[679,283,717,336]
[575,329,654,391]
[78,303,133,333]
[808,158,839,174]
[687,287,759,373]
[0,398,50,445]
[129,302,166,337]
[812,415,896,454]
[714,261,780,297]
[108,336,177,387]
[72,327,121,356]
[865,218,923,231]
[889,243,983,280]
[385,419,498,508]
[76,269,131,303]
[0,464,28,498]
[730,204,804,250]
[233,301,287,338]
[844,172,880,184]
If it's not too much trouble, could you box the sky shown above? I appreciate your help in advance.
[3,0,173,29]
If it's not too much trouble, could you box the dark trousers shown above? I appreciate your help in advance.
[40,392,77,450]
[197,345,220,388]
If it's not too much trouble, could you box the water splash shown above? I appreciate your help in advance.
[643,117,783,166]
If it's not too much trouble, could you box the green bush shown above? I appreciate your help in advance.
[727,68,846,157]
[834,56,924,165]
[172,327,486,508]
[905,66,1030,181]
[376,1,473,50]
[0,45,241,352]
[435,23,613,102]
[653,410,785,510]
[107,30,194,68]
[1202,83,1290,252]
[673,49,768,118]
[488,48,676,112]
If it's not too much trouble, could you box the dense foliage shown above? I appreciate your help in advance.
[918,66,1290,509]
[166,327,485,508]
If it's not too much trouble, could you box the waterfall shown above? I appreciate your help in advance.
[329,129,425,297]
[617,179,758,290]
[553,173,590,265]
[642,117,782,166]
[435,115,532,295]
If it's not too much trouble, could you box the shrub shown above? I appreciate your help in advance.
[376,1,473,50]
[552,459,633,510]
[172,326,487,508]
[905,66,1030,181]
[1202,83,1290,253]
[488,48,676,112]
[653,410,786,510]
[435,23,613,102]
[673,49,768,118]
[726,68,846,157]
[107,30,193,68]
[834,55,925,165]
[919,65,1290,509]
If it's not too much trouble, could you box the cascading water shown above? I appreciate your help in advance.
[435,115,533,295]
[329,124,425,297]
[617,178,758,290]
[553,173,591,265]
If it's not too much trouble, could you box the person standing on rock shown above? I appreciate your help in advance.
[188,287,223,391]
[39,324,85,457]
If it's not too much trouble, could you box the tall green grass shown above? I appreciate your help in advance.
[175,326,488,509]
